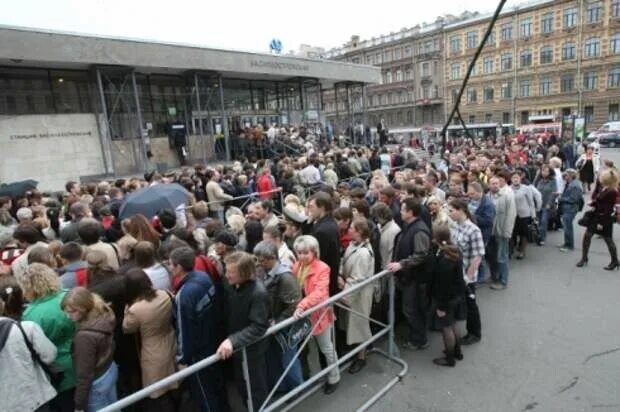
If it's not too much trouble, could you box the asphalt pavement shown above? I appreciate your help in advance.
[292,149,620,412]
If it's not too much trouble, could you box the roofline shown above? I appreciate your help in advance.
[443,0,556,30]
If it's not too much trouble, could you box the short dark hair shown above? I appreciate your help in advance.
[157,209,177,230]
[134,241,157,268]
[402,198,422,217]
[370,202,393,224]
[333,207,353,222]
[27,246,54,265]
[59,242,83,262]
[351,217,371,240]
[13,224,42,245]
[309,191,333,213]
[380,186,396,199]
[125,268,156,303]
[77,218,102,245]
[65,181,77,192]
[169,246,196,272]
[350,199,370,218]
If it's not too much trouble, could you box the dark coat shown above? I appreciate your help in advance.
[431,250,466,311]
[227,279,270,358]
[473,195,496,245]
[311,215,341,296]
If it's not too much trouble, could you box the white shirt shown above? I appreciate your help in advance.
[299,165,321,185]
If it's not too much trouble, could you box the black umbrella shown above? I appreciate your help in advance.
[119,183,191,220]
[0,179,38,199]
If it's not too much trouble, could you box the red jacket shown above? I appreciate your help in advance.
[293,258,335,336]
[256,174,274,200]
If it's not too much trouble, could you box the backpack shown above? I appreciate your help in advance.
[74,268,89,287]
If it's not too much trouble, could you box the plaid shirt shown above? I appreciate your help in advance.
[453,219,485,283]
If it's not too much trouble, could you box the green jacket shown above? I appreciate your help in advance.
[23,290,76,392]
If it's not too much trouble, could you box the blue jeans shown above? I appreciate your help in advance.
[538,209,550,242]
[88,362,118,412]
[280,345,304,391]
[562,211,577,249]
[495,237,510,286]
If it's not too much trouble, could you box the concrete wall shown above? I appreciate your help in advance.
[0,113,106,191]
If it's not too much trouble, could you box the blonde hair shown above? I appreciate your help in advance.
[192,201,210,220]
[293,235,320,259]
[21,263,61,301]
[600,168,619,189]
[223,251,256,282]
[62,287,114,322]
[227,214,246,235]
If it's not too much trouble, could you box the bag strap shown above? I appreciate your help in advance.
[15,321,53,376]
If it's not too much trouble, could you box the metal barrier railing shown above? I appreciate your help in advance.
[202,187,284,215]
[99,269,407,412]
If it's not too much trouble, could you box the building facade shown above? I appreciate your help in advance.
[323,14,477,132]
[444,0,620,131]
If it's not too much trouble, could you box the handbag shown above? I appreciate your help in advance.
[578,210,595,227]
[274,317,312,353]
[16,322,65,388]
[527,219,540,243]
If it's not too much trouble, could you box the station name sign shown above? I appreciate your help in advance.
[9,131,93,140]
[250,59,310,72]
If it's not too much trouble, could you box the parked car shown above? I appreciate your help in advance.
[598,132,620,147]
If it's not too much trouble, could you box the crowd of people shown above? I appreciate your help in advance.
[0,128,618,412]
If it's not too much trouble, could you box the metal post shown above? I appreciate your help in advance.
[346,83,353,142]
[95,69,113,176]
[218,75,231,161]
[317,82,323,124]
[334,83,340,136]
[512,9,518,126]
[242,348,254,412]
[576,0,585,116]
[194,73,206,163]
[388,272,396,357]
[131,71,148,172]
[362,83,368,144]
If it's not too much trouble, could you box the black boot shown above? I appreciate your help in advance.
[433,351,456,367]
[604,237,619,271]
[578,232,593,268]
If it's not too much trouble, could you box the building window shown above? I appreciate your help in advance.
[501,82,512,99]
[611,33,620,54]
[467,31,478,49]
[501,23,513,41]
[485,113,493,122]
[520,79,531,97]
[520,49,532,67]
[396,70,402,82]
[483,57,494,74]
[614,0,620,18]
[471,63,478,76]
[541,12,554,34]
[376,52,382,64]
[561,73,575,92]
[382,94,388,105]
[351,57,360,64]
[451,63,461,80]
[540,77,552,96]
[386,71,393,83]
[520,17,533,38]
[501,53,513,71]
[373,95,380,106]
[484,87,494,102]
[366,55,374,65]
[583,71,598,90]
[433,85,439,98]
[383,50,391,62]
[391,93,398,105]
[394,48,402,60]
[608,67,620,87]
[422,62,430,77]
[610,104,620,121]
[585,106,594,124]
[450,36,461,53]
[503,112,511,123]
[467,88,477,103]
[562,42,576,60]
[587,2,602,24]
[405,68,413,80]
[485,30,496,47]
[584,37,601,58]
[468,115,476,124]
[540,46,554,64]
[563,7,578,28]
[434,61,439,74]
[404,46,412,57]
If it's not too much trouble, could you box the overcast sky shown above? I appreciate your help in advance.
[2,0,519,53]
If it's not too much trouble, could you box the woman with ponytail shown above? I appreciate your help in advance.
[430,225,466,367]
[62,287,118,411]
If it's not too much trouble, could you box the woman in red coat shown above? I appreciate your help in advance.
[577,168,619,270]
[293,235,341,394]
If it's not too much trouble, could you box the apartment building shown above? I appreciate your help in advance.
[444,0,620,130]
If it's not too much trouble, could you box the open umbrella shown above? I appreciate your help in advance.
[119,183,191,220]
[0,179,38,199]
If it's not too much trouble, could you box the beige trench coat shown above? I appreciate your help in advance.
[123,290,179,399]
[339,240,375,345]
